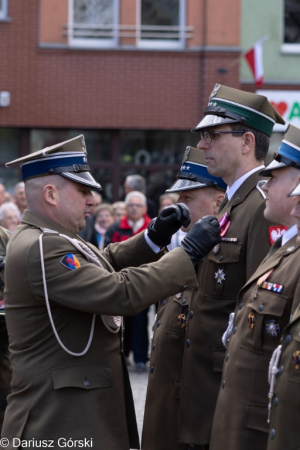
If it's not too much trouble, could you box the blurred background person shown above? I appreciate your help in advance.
[78,190,102,246]
[124,174,158,218]
[0,202,21,232]
[94,204,115,250]
[112,201,126,222]
[13,182,27,218]
[0,184,6,207]
[104,191,152,372]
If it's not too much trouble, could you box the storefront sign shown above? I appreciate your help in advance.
[256,90,300,131]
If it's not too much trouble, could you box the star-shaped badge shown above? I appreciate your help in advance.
[215,268,225,284]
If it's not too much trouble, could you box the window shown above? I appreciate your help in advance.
[137,0,187,49]
[68,0,119,48]
[282,0,300,53]
[0,0,8,20]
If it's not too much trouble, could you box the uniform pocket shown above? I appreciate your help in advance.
[246,403,269,433]
[52,365,112,390]
[166,291,192,336]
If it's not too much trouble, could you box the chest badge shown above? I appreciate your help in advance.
[177,313,187,328]
[266,320,280,337]
[292,351,300,369]
[215,268,226,284]
[248,312,256,329]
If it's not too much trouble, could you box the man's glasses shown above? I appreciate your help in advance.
[127,203,144,208]
[200,130,246,144]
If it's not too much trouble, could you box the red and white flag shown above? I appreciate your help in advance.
[244,36,269,86]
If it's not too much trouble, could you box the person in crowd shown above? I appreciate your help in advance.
[13,182,27,217]
[77,191,102,246]
[0,202,21,232]
[0,184,6,207]
[112,201,126,222]
[142,146,226,450]
[124,174,158,218]
[94,203,114,250]
[105,191,152,372]
[1,134,221,449]
[172,84,285,449]
[209,124,300,450]
[265,174,300,450]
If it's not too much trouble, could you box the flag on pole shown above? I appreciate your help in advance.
[244,36,269,86]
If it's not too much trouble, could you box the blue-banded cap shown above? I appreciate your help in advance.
[261,124,300,177]
[192,84,285,136]
[166,146,227,193]
[5,135,101,190]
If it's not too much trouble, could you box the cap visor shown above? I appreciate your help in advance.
[289,182,300,197]
[62,171,102,190]
[191,115,238,132]
[259,159,287,177]
[166,179,207,193]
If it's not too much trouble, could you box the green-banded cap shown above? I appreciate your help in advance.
[166,146,226,193]
[6,135,102,190]
[192,84,285,137]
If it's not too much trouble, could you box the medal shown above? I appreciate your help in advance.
[215,268,226,284]
[177,313,187,328]
[248,312,256,329]
[292,351,300,369]
[266,320,280,337]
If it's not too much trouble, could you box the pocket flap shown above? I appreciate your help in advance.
[247,293,288,317]
[246,403,269,433]
[52,365,112,390]
[208,242,241,264]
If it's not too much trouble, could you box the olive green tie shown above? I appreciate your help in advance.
[218,194,229,214]
[267,236,283,258]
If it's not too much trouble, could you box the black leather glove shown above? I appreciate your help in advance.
[147,203,191,247]
[181,215,221,266]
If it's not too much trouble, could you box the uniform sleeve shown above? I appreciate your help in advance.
[26,234,197,317]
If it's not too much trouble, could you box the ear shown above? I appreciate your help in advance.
[214,192,225,215]
[242,131,255,155]
[43,184,58,206]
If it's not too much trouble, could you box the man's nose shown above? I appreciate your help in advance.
[197,137,210,150]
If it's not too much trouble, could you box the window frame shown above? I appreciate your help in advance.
[0,0,8,20]
[136,0,187,50]
[281,0,300,54]
[68,0,119,48]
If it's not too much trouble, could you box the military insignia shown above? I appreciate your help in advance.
[248,312,256,329]
[269,226,288,245]
[177,313,187,328]
[221,237,238,243]
[292,351,300,369]
[176,292,182,299]
[209,83,221,99]
[213,243,220,255]
[182,146,191,163]
[266,320,280,337]
[215,268,226,284]
[60,253,81,270]
[260,282,284,293]
[287,246,295,252]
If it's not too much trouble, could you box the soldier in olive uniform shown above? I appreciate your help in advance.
[177,85,285,449]
[0,226,11,432]
[209,124,300,450]
[1,136,221,450]
[265,147,300,450]
[142,147,226,450]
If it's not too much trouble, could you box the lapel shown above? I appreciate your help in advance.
[242,235,299,290]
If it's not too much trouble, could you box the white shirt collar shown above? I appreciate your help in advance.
[227,165,265,201]
[282,224,298,246]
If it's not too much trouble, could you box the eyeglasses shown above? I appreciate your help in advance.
[126,203,144,208]
[200,130,246,144]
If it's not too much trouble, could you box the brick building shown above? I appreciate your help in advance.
[0,0,241,201]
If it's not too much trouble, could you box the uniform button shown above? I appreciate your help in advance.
[225,353,229,362]
[189,310,194,318]
[221,380,225,389]
[238,302,244,310]
[219,255,223,261]
[182,298,187,305]
[84,380,90,387]
[186,339,191,347]
[161,299,167,306]
[157,320,161,327]
[194,284,200,291]
[258,304,264,312]
[150,366,155,374]
[269,429,276,439]
[273,397,279,407]
[284,334,292,344]
[278,365,284,375]
[233,327,237,335]
[152,343,156,351]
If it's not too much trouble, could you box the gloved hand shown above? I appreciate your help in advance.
[181,215,221,266]
[147,203,191,247]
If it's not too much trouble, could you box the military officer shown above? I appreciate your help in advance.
[0,226,11,432]
[141,147,226,450]
[265,149,300,450]
[209,124,300,450]
[177,84,285,449]
[1,135,221,450]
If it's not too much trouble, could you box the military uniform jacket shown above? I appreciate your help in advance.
[266,302,300,450]
[178,171,275,445]
[210,235,300,450]
[1,210,197,450]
